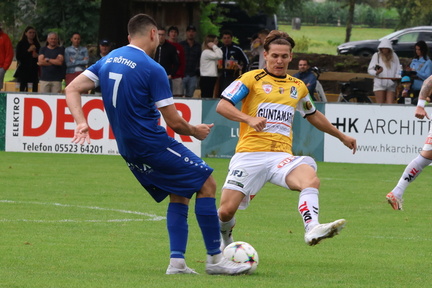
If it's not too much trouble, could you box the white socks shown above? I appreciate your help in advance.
[219,217,236,243]
[298,188,320,231]
[207,253,223,264]
[392,154,432,199]
[169,258,186,269]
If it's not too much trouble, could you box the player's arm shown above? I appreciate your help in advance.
[216,98,266,132]
[159,104,213,140]
[306,110,357,154]
[415,75,432,120]
[65,73,96,145]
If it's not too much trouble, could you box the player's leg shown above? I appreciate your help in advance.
[285,160,346,246]
[195,176,251,275]
[387,149,432,210]
[218,189,245,250]
[166,193,198,274]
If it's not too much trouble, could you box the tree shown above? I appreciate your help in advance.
[33,0,101,45]
[386,0,432,29]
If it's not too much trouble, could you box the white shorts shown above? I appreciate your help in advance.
[423,126,432,151]
[222,152,317,209]
[373,78,396,92]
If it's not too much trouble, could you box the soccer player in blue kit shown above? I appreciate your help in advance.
[65,14,251,275]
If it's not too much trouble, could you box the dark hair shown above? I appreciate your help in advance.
[19,25,40,46]
[167,26,179,34]
[263,30,295,51]
[258,29,270,36]
[128,14,158,37]
[298,59,310,66]
[221,30,233,37]
[414,40,429,60]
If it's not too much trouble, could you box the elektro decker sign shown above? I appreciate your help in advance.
[5,94,202,155]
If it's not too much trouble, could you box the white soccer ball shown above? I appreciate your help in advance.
[223,241,259,274]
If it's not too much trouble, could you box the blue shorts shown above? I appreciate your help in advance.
[123,141,213,202]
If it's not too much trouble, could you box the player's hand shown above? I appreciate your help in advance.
[415,106,429,120]
[247,117,267,132]
[72,123,91,145]
[341,135,357,154]
[193,123,214,140]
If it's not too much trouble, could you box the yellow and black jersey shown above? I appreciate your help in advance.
[221,69,316,154]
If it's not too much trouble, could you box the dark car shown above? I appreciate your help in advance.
[337,26,432,58]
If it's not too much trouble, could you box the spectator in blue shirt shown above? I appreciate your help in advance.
[293,59,317,101]
[408,40,432,92]
[65,32,89,86]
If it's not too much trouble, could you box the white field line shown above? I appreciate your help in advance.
[0,200,166,223]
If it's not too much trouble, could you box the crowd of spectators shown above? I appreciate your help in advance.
[2,23,431,103]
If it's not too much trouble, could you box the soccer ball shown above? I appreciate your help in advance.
[223,241,259,274]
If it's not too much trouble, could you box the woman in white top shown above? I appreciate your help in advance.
[368,38,401,104]
[199,34,222,98]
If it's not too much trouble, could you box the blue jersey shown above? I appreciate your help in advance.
[84,45,174,159]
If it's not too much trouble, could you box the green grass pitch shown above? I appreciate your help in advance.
[1,151,431,287]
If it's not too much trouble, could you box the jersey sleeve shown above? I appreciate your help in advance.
[84,60,102,87]
[296,94,316,117]
[221,79,250,105]
[149,62,175,108]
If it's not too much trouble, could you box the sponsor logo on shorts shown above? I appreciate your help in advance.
[227,180,244,188]
[127,162,153,174]
[425,137,432,145]
[277,156,297,168]
[229,169,248,178]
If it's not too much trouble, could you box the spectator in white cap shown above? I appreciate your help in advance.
[367,38,401,104]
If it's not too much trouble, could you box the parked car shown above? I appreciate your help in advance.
[337,26,432,58]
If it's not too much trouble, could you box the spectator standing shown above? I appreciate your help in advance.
[88,39,111,66]
[14,26,41,92]
[408,40,432,93]
[367,38,400,104]
[65,32,89,86]
[250,29,269,70]
[180,25,201,98]
[218,30,249,95]
[293,59,318,101]
[155,27,179,92]
[88,39,112,95]
[396,75,417,105]
[0,25,14,91]
[38,32,65,93]
[167,26,185,97]
[65,13,251,276]
[199,35,222,98]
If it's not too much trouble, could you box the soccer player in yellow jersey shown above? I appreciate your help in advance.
[216,30,357,247]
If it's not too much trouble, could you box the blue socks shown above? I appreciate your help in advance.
[167,202,188,258]
[195,197,221,255]
[167,198,221,259]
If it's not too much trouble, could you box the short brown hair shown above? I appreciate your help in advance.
[128,14,158,37]
[263,30,295,52]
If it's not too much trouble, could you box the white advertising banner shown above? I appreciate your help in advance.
[324,103,431,164]
[5,94,202,156]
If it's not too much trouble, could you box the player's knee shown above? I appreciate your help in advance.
[218,206,235,222]
[196,176,217,198]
